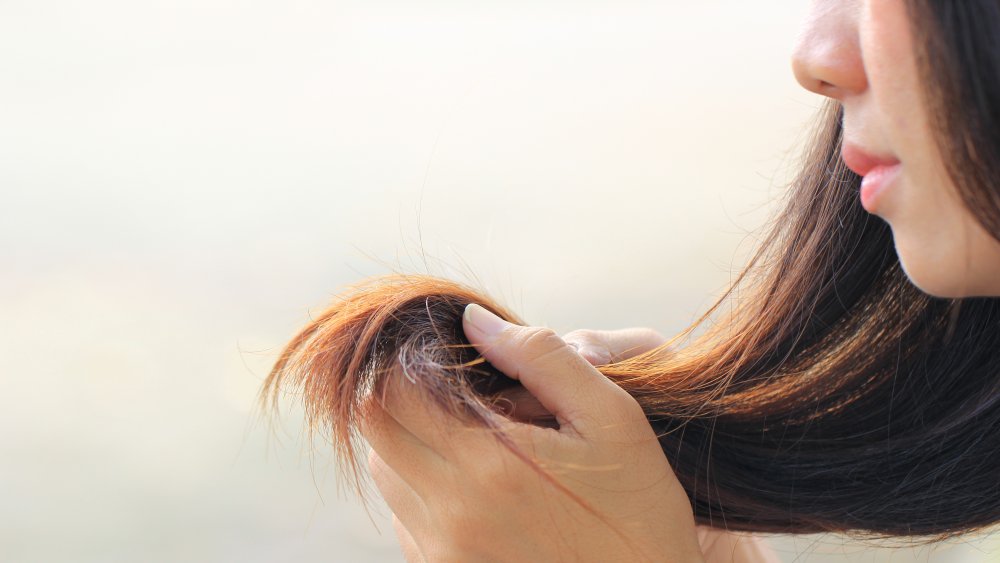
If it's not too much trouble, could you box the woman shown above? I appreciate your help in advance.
[352,0,1000,560]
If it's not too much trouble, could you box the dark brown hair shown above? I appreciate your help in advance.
[263,0,1000,541]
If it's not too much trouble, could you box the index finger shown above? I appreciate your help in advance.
[462,304,632,438]
[373,363,500,462]
[374,363,558,465]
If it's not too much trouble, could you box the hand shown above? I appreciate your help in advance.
[360,305,704,563]
[495,326,669,423]
[560,328,780,563]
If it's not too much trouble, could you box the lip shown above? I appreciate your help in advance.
[842,144,902,213]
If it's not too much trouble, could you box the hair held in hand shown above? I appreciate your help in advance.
[263,257,1000,540]
[264,0,1000,541]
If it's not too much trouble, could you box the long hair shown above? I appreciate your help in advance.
[262,0,1000,540]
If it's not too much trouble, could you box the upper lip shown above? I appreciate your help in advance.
[841,143,901,177]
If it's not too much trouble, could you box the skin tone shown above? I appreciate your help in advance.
[361,307,706,562]
[360,0,1000,560]
[364,321,779,562]
[793,0,1000,298]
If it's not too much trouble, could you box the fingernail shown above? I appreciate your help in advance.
[463,303,512,337]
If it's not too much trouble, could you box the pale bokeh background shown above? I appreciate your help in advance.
[2,1,999,561]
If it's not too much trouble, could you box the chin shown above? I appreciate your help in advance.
[895,241,973,299]
[903,271,970,298]
[893,230,1000,298]
[894,253,1000,298]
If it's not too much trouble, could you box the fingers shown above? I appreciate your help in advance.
[393,514,426,563]
[490,384,555,426]
[367,447,429,542]
[562,328,667,366]
[487,327,669,429]
[369,363,477,461]
[369,362,535,465]
[462,304,633,438]
[359,396,447,498]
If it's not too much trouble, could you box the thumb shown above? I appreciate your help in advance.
[462,303,629,437]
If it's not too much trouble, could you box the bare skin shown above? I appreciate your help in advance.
[361,315,778,562]
[793,0,1000,297]
[360,1,1000,560]
[361,305,706,562]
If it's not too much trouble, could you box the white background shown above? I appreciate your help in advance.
[2,0,998,561]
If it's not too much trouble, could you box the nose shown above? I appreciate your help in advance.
[791,0,868,100]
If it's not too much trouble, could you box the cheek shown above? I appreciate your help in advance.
[861,0,1000,297]
[860,0,922,136]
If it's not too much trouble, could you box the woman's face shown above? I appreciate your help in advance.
[792,0,1000,298]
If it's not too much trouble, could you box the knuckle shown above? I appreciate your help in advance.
[562,328,597,347]
[638,328,669,349]
[609,389,646,421]
[518,327,567,361]
[634,326,666,340]
[611,394,654,439]
[521,326,562,347]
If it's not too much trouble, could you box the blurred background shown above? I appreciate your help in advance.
[2,0,998,561]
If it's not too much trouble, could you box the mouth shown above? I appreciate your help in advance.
[841,143,901,177]
[842,143,902,213]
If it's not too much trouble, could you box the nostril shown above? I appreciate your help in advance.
[790,41,867,99]
[795,67,855,101]
[816,79,839,97]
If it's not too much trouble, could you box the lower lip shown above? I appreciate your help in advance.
[860,164,902,213]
